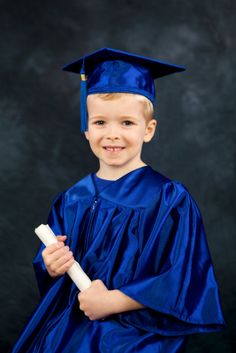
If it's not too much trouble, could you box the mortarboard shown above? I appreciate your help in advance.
[62,47,186,132]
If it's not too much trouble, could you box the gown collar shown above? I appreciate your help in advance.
[69,166,169,208]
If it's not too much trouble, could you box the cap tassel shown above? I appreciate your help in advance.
[80,59,88,132]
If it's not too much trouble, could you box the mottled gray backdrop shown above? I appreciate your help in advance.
[0,0,235,352]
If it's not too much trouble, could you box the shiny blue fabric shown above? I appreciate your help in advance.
[12,166,225,353]
[87,60,156,104]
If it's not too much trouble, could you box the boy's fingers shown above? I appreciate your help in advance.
[56,235,67,240]
[47,246,71,263]
[42,236,67,256]
[57,258,75,274]
[43,241,65,255]
[51,251,74,269]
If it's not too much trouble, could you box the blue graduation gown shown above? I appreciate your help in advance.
[12,166,225,353]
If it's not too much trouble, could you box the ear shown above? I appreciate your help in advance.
[84,131,89,141]
[144,119,157,143]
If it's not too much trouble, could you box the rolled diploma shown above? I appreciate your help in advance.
[35,224,91,291]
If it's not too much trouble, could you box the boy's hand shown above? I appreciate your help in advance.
[78,280,113,321]
[78,280,145,321]
[42,235,75,277]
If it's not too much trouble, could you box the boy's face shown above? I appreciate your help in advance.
[85,94,156,177]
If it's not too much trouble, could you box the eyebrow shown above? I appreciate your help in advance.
[120,115,138,120]
[89,115,139,120]
[89,115,106,120]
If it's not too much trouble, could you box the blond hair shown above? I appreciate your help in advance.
[91,93,154,121]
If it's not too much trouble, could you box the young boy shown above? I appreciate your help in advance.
[12,48,225,353]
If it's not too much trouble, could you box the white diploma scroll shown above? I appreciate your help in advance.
[35,224,91,291]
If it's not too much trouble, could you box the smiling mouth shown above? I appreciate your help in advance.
[103,146,125,152]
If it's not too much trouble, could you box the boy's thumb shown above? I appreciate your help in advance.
[56,235,67,240]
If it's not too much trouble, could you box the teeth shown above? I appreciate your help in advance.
[105,147,123,152]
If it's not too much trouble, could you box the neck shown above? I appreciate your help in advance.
[96,162,147,180]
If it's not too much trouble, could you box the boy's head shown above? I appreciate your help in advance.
[62,47,185,132]
[84,92,157,173]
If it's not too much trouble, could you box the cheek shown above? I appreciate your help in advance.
[86,130,99,141]
[127,130,146,143]
[88,140,100,156]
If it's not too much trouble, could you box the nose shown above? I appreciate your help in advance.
[105,124,120,141]
[107,135,119,141]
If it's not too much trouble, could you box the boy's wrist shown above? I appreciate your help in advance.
[107,290,123,315]
[108,289,145,315]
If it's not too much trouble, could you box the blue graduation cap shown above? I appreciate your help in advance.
[62,47,185,132]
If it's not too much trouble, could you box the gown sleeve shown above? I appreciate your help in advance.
[32,192,66,297]
[118,181,225,336]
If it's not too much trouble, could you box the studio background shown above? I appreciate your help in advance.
[0,0,235,352]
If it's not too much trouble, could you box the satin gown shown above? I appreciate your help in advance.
[12,166,225,353]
